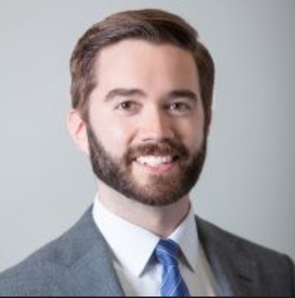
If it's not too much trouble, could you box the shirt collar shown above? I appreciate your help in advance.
[92,195,199,277]
[169,206,199,272]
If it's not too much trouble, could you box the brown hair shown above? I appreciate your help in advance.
[70,9,215,124]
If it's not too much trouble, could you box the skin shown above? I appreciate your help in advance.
[67,40,211,238]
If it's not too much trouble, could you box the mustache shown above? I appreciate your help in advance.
[124,139,190,164]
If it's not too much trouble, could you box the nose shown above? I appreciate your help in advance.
[139,106,175,142]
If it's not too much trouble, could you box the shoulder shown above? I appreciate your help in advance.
[197,216,292,263]
[0,248,67,296]
[0,207,100,296]
[196,216,295,296]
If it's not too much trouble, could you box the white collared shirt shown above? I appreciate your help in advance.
[93,196,218,296]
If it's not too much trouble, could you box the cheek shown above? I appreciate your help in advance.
[184,130,204,155]
[92,116,134,156]
[177,114,205,151]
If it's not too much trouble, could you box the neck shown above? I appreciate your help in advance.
[96,182,191,238]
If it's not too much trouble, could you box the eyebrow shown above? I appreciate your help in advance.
[104,88,199,103]
[104,88,147,102]
[165,90,199,102]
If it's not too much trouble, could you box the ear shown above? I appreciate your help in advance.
[205,107,213,137]
[67,109,90,156]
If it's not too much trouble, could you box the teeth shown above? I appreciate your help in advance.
[136,156,173,167]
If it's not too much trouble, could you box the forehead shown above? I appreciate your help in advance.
[93,40,200,94]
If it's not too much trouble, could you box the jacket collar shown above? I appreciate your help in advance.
[58,207,125,296]
[196,216,261,296]
[59,206,261,296]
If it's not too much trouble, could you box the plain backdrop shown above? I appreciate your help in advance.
[0,0,294,272]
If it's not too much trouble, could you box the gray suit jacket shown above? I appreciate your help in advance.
[0,207,294,297]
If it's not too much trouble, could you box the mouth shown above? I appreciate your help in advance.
[133,155,180,174]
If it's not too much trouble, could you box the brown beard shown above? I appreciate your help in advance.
[87,125,207,207]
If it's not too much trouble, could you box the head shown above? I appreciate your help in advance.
[68,9,215,207]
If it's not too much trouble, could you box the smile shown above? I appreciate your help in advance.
[135,155,178,168]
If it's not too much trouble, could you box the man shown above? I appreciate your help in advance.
[0,9,294,297]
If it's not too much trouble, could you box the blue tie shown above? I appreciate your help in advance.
[155,239,190,297]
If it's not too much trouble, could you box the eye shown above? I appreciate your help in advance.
[116,101,140,115]
[169,102,192,114]
[118,101,133,110]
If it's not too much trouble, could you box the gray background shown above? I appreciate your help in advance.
[0,0,294,272]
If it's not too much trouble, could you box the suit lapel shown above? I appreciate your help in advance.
[60,207,263,296]
[196,216,262,296]
[59,207,125,297]
[67,243,125,296]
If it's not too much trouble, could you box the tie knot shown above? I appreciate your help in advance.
[155,239,180,267]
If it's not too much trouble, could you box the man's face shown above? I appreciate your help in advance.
[87,40,208,206]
